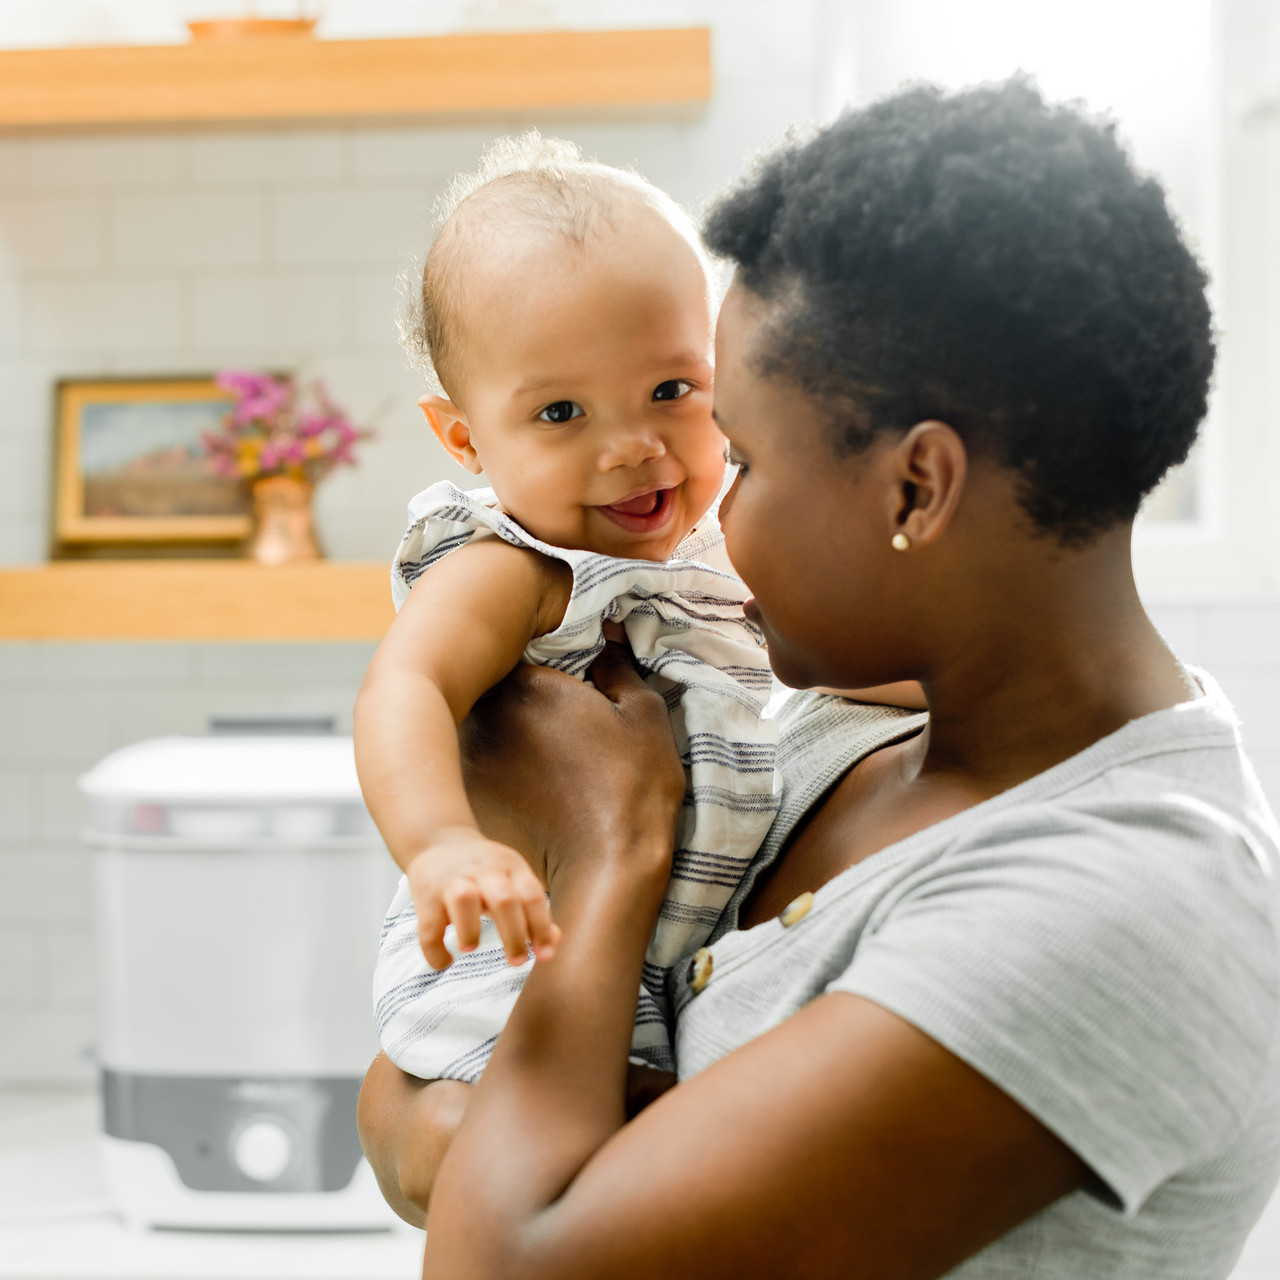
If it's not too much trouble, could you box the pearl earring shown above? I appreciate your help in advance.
[891,532,911,552]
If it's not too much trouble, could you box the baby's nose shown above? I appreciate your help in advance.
[598,426,666,470]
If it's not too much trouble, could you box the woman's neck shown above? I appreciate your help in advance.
[910,524,1192,792]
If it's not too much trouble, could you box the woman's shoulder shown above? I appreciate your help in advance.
[949,666,1278,905]
[774,668,1278,919]
[893,748,1280,1029]
[838,725,1280,1209]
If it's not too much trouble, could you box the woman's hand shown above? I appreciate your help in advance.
[459,641,686,895]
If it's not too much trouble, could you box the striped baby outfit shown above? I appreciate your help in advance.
[373,481,779,1079]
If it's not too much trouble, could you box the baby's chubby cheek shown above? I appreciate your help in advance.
[484,454,589,542]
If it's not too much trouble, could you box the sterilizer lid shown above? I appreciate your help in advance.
[79,735,363,802]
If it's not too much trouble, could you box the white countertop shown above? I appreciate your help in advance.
[0,1089,423,1279]
[4,1086,1280,1279]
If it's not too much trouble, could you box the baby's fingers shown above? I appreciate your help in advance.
[415,897,454,972]
[513,867,558,961]
[442,878,483,954]
[476,871,534,966]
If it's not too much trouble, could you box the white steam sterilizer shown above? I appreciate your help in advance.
[80,717,400,1231]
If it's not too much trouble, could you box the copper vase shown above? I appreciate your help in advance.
[247,475,322,565]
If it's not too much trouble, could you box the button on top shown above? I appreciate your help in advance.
[686,946,713,992]
[779,891,814,928]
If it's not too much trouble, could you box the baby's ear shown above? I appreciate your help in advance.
[419,395,482,474]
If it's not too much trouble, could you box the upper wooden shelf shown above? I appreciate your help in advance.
[0,27,711,129]
[0,561,395,641]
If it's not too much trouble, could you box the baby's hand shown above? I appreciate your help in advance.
[407,829,560,971]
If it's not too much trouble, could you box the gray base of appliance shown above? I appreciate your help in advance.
[101,1069,363,1193]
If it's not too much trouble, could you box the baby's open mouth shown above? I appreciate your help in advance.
[597,485,677,533]
[609,489,664,517]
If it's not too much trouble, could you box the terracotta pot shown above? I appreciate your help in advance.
[246,475,322,565]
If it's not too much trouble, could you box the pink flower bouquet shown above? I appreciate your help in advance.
[203,371,372,484]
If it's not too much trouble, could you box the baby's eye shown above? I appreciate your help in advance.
[538,400,584,424]
[725,442,748,472]
[652,379,693,402]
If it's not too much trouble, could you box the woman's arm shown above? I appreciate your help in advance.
[354,535,571,965]
[432,989,1088,1280]
[422,649,1090,1280]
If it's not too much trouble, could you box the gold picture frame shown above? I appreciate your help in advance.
[53,377,252,554]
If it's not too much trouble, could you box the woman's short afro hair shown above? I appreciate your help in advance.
[704,77,1214,544]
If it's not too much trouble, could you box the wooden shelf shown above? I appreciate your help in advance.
[0,562,395,641]
[0,28,711,129]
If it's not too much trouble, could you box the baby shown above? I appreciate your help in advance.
[356,135,910,1083]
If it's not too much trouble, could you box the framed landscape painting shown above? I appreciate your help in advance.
[53,377,252,554]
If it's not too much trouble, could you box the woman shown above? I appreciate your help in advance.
[358,79,1280,1278]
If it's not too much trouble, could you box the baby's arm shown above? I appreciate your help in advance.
[354,534,573,970]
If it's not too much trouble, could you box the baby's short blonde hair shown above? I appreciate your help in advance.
[399,131,710,398]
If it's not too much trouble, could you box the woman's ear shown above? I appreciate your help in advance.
[419,395,482,474]
[889,420,967,548]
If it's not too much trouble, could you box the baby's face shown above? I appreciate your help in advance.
[437,209,724,561]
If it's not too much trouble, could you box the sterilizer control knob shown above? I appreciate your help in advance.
[231,1118,293,1182]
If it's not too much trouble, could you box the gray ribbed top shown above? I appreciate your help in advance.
[674,672,1280,1278]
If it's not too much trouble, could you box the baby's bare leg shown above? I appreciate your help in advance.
[357,1052,472,1226]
